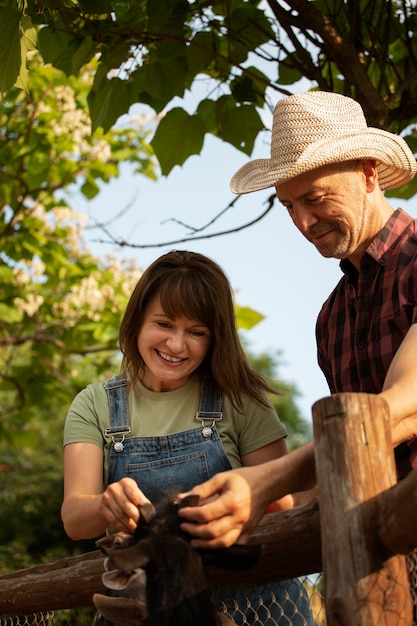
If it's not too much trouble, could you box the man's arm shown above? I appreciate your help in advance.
[380,323,417,446]
[178,441,316,548]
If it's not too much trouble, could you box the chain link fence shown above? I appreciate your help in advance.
[215,577,325,625]
[408,549,417,623]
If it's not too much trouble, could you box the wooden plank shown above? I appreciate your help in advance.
[378,467,417,557]
[313,393,413,626]
[0,555,106,613]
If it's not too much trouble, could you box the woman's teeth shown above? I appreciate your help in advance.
[158,351,183,363]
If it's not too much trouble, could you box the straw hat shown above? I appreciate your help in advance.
[230,91,417,194]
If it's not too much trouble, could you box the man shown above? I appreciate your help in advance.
[178,91,417,610]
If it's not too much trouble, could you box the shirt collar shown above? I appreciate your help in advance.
[340,208,411,276]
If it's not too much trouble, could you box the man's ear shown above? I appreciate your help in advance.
[359,159,379,191]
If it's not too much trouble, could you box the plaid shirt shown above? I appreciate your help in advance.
[316,208,417,478]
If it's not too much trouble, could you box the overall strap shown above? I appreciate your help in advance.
[195,379,223,438]
[197,377,223,418]
[103,374,131,438]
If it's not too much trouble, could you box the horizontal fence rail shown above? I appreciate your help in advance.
[0,500,322,613]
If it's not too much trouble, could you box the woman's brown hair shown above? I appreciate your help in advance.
[119,250,274,410]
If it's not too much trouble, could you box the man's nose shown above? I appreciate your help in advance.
[291,205,318,234]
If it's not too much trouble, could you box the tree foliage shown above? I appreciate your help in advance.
[1,0,416,196]
[0,54,157,443]
[0,53,278,444]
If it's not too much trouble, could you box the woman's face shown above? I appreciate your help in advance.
[137,295,212,392]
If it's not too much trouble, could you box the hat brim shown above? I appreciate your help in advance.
[230,128,417,194]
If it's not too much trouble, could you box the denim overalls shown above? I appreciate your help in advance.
[104,374,313,626]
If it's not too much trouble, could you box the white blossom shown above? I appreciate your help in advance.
[14,294,44,317]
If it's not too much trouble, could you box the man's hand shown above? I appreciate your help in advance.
[177,465,273,548]
[391,413,417,447]
[178,442,317,548]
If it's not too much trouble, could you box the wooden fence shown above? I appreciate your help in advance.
[1,393,417,624]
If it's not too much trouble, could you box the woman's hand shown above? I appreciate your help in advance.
[99,477,150,534]
[62,443,151,540]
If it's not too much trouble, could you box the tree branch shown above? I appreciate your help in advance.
[266,0,389,126]
[92,194,277,249]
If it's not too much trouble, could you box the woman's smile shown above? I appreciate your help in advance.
[156,350,187,364]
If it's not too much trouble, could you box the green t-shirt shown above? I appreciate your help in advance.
[64,375,287,483]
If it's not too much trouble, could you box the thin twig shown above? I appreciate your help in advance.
[92,194,277,249]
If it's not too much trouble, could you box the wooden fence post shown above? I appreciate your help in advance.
[312,393,413,626]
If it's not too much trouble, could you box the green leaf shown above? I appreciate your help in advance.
[132,56,187,113]
[186,31,218,77]
[196,98,217,134]
[147,0,189,35]
[151,108,205,175]
[217,101,263,155]
[235,305,265,330]
[81,176,100,199]
[385,177,417,201]
[14,16,38,92]
[227,4,274,63]
[20,15,37,52]
[230,69,267,105]
[69,35,97,74]
[89,77,134,133]
[0,7,22,92]
[38,26,81,76]
[197,96,264,154]
[26,151,51,176]
[278,55,305,85]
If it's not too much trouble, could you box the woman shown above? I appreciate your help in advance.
[62,250,313,625]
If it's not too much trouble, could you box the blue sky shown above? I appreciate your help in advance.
[78,106,416,424]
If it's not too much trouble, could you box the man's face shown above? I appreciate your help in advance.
[275,161,375,263]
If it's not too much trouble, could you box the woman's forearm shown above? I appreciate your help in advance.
[61,494,108,541]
